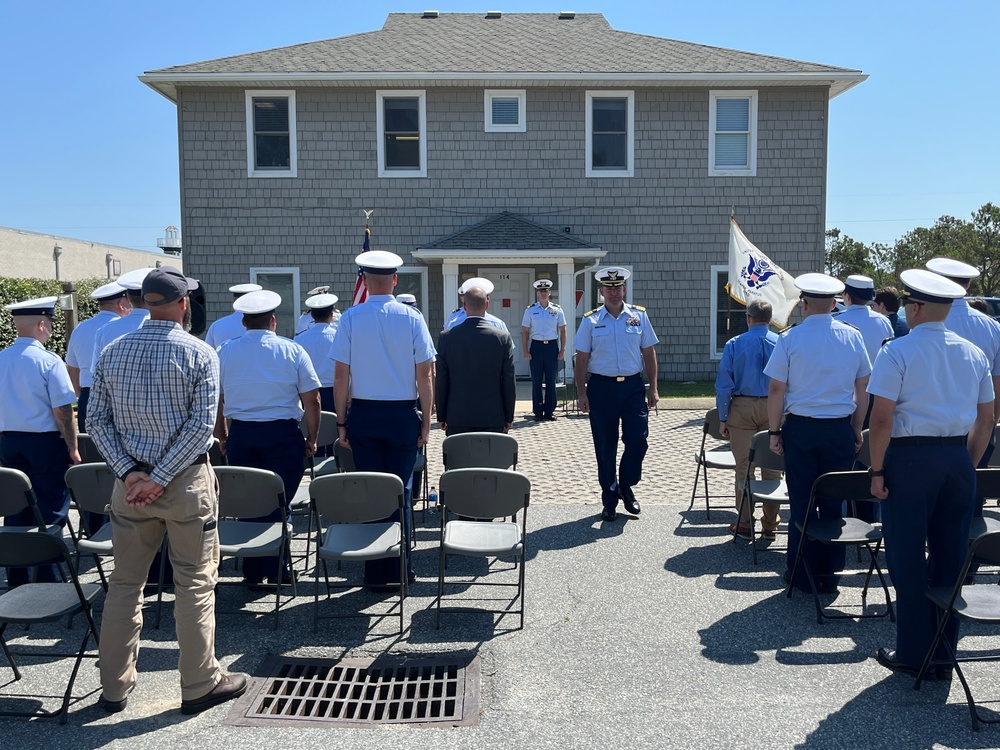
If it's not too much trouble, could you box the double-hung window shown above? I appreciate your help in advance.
[377,90,427,177]
[484,89,526,132]
[585,91,634,178]
[709,91,758,176]
[245,91,297,177]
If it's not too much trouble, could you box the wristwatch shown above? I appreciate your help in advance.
[867,467,885,478]
[767,430,781,436]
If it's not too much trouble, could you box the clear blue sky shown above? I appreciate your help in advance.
[2,1,996,253]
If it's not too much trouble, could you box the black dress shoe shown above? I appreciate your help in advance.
[100,695,128,714]
[619,485,641,515]
[875,648,921,677]
[601,508,617,522]
[543,414,557,421]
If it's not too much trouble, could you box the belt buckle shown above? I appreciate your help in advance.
[616,376,625,382]
[542,340,550,344]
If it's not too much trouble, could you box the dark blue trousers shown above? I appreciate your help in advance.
[346,400,418,585]
[1,432,70,586]
[77,387,90,433]
[781,415,855,588]
[226,419,304,583]
[586,375,649,510]
[882,443,974,668]
[529,340,558,417]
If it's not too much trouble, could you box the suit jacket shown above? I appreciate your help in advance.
[436,316,516,433]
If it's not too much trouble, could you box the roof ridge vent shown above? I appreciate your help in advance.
[421,10,439,19]
[558,11,576,19]
[486,10,502,19]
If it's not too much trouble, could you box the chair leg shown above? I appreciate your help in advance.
[153,537,168,630]
[398,550,406,635]
[688,454,702,512]
[436,542,445,629]
[702,458,711,518]
[915,607,951,690]
[0,625,21,681]
[58,623,94,724]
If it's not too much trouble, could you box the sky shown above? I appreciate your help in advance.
[2,1,997,254]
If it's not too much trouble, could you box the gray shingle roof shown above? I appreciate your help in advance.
[147,13,858,76]
[422,213,596,251]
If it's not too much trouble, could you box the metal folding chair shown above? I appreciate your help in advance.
[688,408,737,519]
[735,431,789,563]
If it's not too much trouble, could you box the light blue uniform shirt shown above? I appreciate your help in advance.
[296,311,340,335]
[445,308,511,336]
[764,314,871,419]
[868,321,993,437]
[295,322,337,387]
[942,300,1000,374]
[521,302,567,340]
[330,295,436,401]
[835,304,894,364]
[65,309,120,388]
[218,329,320,421]
[204,311,246,349]
[574,302,659,377]
[93,309,150,361]
[0,338,77,432]
[714,325,779,421]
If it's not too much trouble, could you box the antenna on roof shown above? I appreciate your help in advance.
[421,10,439,19]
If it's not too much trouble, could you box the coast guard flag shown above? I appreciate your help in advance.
[352,226,370,306]
[727,218,799,327]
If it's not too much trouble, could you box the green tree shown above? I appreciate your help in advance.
[824,228,871,279]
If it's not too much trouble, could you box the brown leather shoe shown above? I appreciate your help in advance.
[180,673,248,715]
[728,522,753,540]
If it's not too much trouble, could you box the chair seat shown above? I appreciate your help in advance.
[444,520,522,556]
[218,521,286,557]
[77,523,113,555]
[927,585,1000,624]
[318,522,401,561]
[749,479,789,504]
[313,457,339,477]
[289,495,311,514]
[970,516,1000,542]
[804,517,880,544]
[697,448,736,471]
[0,582,102,623]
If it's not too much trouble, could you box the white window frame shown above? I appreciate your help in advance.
[396,265,430,322]
[585,90,634,178]
[484,89,526,132]
[709,264,752,360]
[708,90,758,177]
[249,266,300,337]
[377,90,427,178]
[245,90,298,178]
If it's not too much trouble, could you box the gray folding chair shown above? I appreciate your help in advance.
[735,430,789,563]
[971,468,1000,545]
[915,529,1000,731]
[302,410,339,479]
[689,408,737,519]
[215,466,294,629]
[786,470,894,624]
[310,472,406,635]
[75,433,105,464]
[334,440,357,472]
[64,462,116,590]
[442,433,518,471]
[0,531,101,724]
[437,468,530,630]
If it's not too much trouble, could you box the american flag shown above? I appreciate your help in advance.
[352,226,370,305]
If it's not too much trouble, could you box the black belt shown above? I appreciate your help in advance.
[785,414,851,423]
[350,399,417,407]
[532,339,556,344]
[890,436,966,447]
[590,373,642,383]
[733,395,767,400]
[189,453,209,467]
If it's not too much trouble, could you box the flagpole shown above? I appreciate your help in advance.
[726,208,736,334]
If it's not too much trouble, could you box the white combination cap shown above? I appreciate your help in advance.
[305,293,339,309]
[925,257,980,280]
[90,281,128,301]
[307,285,330,296]
[396,293,417,307]
[794,273,845,298]
[533,279,553,290]
[900,269,967,304]
[117,267,154,291]
[233,290,281,315]
[229,283,262,295]
[594,267,630,287]
[5,296,59,317]
[459,277,495,295]
[844,274,875,301]
[355,250,403,274]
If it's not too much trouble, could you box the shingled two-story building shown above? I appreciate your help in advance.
[141,11,865,379]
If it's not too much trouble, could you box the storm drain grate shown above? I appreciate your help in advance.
[225,654,480,728]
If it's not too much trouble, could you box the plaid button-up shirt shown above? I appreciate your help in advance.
[88,319,219,487]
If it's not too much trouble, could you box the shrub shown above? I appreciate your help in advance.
[0,277,108,358]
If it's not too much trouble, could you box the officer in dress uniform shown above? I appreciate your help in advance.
[867,269,995,677]
[65,281,129,432]
[92,267,153,362]
[331,250,436,586]
[574,267,659,521]
[296,286,341,335]
[764,273,871,592]
[215,290,321,586]
[204,283,262,349]
[0,297,81,586]
[835,274,894,371]
[521,279,567,422]
[444,278,511,335]
[295,292,338,456]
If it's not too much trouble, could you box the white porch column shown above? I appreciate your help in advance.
[557,261,576,383]
[442,262,459,326]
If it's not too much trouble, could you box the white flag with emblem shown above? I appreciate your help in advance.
[727,218,799,327]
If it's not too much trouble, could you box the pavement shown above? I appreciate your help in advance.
[3,398,1000,749]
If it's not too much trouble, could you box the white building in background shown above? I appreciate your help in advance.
[0,226,182,281]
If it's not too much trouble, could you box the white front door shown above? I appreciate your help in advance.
[480,267,532,377]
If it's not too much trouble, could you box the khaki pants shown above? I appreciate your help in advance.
[727,396,781,530]
[99,463,221,702]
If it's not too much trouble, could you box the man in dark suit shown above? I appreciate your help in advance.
[436,285,516,436]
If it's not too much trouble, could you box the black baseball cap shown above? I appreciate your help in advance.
[142,266,198,306]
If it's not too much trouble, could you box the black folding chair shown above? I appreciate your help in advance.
[689,408,737,519]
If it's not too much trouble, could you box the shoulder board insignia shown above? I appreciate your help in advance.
[631,305,646,312]
[839,321,860,331]
[584,307,599,317]
[880,336,895,347]
[451,308,461,313]
[526,303,534,309]
[779,324,798,333]
[551,302,561,308]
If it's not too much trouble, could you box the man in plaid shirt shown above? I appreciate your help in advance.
[88,266,247,715]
